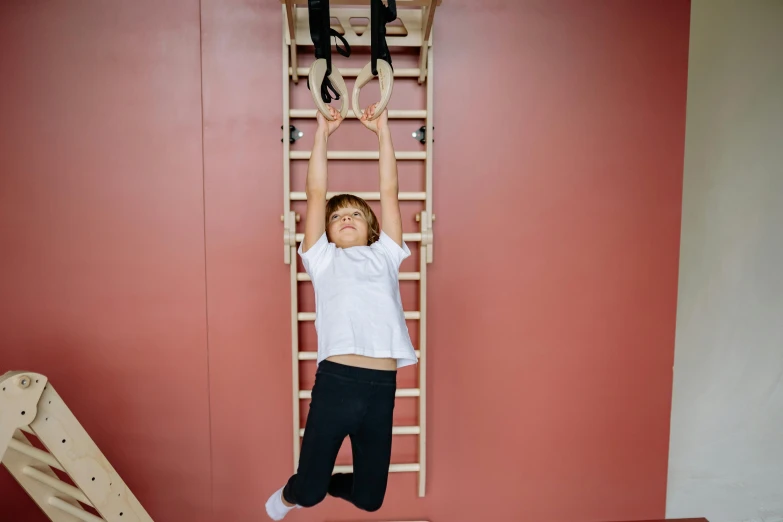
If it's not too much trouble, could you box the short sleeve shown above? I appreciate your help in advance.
[374,230,411,269]
[298,232,334,280]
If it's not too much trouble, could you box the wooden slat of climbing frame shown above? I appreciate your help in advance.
[282,11,303,475]
[282,0,440,5]
[281,8,294,265]
[290,67,422,78]
[7,436,63,471]
[297,311,421,321]
[348,24,409,37]
[417,42,435,498]
[418,0,437,83]
[299,389,420,399]
[48,497,105,522]
[295,232,422,243]
[289,108,427,119]
[297,272,421,281]
[298,350,421,361]
[288,239,300,473]
[22,466,94,507]
[289,191,426,201]
[283,1,299,82]
[283,0,295,45]
[334,463,420,474]
[301,426,420,436]
[289,150,426,160]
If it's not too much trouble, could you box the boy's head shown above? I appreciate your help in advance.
[325,194,380,248]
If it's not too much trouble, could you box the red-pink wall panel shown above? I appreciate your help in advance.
[198,2,294,520]
[424,2,688,520]
[0,2,212,521]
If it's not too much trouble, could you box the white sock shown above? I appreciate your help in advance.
[265,487,299,520]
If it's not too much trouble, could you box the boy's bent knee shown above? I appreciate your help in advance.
[285,482,327,508]
[294,490,327,508]
[354,496,384,512]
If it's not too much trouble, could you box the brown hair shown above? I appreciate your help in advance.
[325,194,380,245]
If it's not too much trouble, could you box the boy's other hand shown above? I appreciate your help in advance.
[359,103,388,136]
[316,105,344,137]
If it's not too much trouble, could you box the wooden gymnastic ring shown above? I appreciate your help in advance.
[351,59,393,121]
[308,59,349,121]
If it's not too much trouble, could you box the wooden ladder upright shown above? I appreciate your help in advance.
[1,371,154,522]
[281,0,439,498]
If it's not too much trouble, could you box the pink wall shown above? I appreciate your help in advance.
[0,1,690,521]
[0,1,212,521]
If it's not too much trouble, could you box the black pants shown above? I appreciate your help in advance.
[283,360,397,512]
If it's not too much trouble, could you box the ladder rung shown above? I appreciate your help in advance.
[298,350,421,361]
[301,425,420,436]
[298,311,420,321]
[7,438,64,471]
[298,271,420,282]
[48,497,104,522]
[290,191,426,201]
[336,24,409,37]
[292,67,422,78]
[289,109,427,119]
[288,0,433,6]
[295,232,421,243]
[290,151,426,160]
[333,463,421,474]
[299,388,420,399]
[23,466,94,507]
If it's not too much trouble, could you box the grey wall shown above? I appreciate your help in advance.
[667,2,783,522]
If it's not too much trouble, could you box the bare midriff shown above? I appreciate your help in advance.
[326,354,397,371]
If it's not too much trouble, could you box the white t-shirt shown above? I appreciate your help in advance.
[298,230,418,368]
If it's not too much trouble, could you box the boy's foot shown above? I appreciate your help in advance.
[265,487,299,520]
[327,473,351,501]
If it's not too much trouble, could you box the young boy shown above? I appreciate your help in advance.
[265,103,418,520]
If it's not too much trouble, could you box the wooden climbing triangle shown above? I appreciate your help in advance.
[1,371,154,522]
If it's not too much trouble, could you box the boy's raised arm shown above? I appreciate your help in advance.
[303,106,343,253]
[360,105,403,247]
[378,127,402,247]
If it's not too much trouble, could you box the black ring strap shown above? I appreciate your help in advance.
[307,0,352,103]
[371,0,396,76]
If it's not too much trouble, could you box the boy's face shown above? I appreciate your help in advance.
[328,206,369,248]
